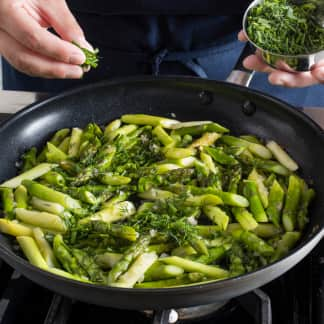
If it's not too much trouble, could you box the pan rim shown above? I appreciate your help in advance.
[0,75,323,295]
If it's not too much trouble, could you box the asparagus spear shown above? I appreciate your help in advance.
[58,136,71,153]
[30,197,65,215]
[83,221,139,242]
[68,128,83,158]
[0,219,33,237]
[185,194,223,207]
[297,186,315,231]
[33,227,59,268]
[189,132,221,148]
[104,119,122,137]
[227,223,281,238]
[21,147,37,171]
[228,166,242,194]
[71,248,107,283]
[266,180,285,227]
[282,175,302,232]
[72,145,116,185]
[15,208,67,233]
[203,206,230,231]
[220,135,272,160]
[42,171,66,187]
[1,163,57,188]
[193,246,227,265]
[66,187,97,205]
[46,143,67,163]
[171,245,197,257]
[53,234,87,277]
[1,188,15,219]
[171,122,228,135]
[111,252,157,288]
[200,152,218,174]
[17,236,48,269]
[49,129,70,146]
[229,243,246,277]
[271,232,301,262]
[248,169,269,208]
[147,243,175,254]
[243,180,268,223]
[266,141,298,172]
[204,147,238,166]
[253,224,282,238]
[107,235,151,284]
[152,125,174,146]
[121,114,178,128]
[164,147,196,160]
[232,229,274,256]
[155,163,181,174]
[106,124,138,142]
[135,273,205,288]
[99,174,131,186]
[160,256,229,279]
[144,262,184,281]
[22,180,81,210]
[138,188,174,201]
[232,207,258,231]
[80,201,136,224]
[95,252,123,269]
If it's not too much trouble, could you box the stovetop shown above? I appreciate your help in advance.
[0,91,323,324]
[0,243,323,324]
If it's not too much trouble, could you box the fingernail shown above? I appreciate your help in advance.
[269,74,288,86]
[74,37,94,51]
[275,78,286,86]
[243,57,254,70]
[69,51,86,65]
[65,66,83,79]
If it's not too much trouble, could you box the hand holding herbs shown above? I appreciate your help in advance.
[0,0,92,79]
[72,42,99,71]
[246,0,324,55]
[0,114,314,288]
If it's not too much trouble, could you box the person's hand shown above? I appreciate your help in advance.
[0,0,90,79]
[238,30,324,88]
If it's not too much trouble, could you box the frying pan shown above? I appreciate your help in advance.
[0,47,324,311]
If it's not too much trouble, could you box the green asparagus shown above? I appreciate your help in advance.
[0,115,314,289]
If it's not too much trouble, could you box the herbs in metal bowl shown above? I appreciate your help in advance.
[246,0,324,56]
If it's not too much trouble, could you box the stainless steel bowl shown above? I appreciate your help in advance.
[243,0,324,72]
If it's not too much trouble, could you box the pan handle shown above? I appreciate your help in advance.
[226,43,255,87]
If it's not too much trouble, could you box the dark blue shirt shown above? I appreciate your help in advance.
[67,1,251,53]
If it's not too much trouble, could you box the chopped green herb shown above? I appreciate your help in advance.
[247,0,324,55]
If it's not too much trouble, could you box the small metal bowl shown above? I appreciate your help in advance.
[243,0,324,72]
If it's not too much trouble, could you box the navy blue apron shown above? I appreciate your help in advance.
[2,1,324,107]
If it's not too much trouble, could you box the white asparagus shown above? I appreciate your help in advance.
[1,163,57,188]
[266,141,298,172]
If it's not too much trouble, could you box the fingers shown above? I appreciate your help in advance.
[42,0,93,50]
[0,29,83,79]
[311,65,324,84]
[2,5,86,65]
[243,53,324,87]
[243,55,274,73]
[268,71,319,88]
[238,30,248,42]
[43,1,85,44]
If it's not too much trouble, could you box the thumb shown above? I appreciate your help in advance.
[43,0,92,50]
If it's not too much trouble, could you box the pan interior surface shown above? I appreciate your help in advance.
[0,77,323,309]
